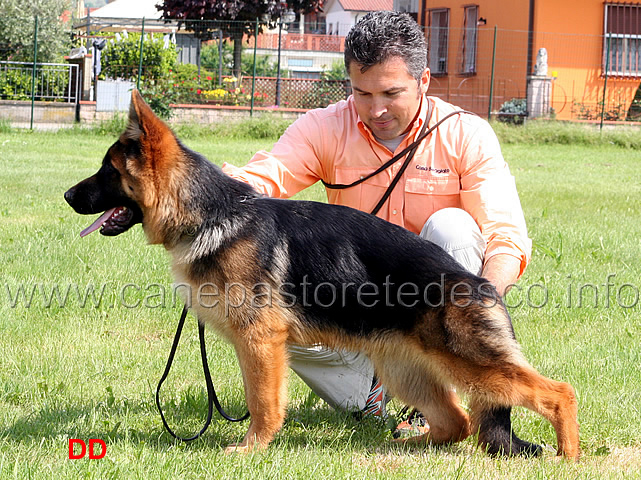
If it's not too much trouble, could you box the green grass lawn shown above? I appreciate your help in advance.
[1,123,640,478]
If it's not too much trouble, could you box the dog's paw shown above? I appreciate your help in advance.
[224,443,252,455]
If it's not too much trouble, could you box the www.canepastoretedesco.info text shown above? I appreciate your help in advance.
[3,274,638,310]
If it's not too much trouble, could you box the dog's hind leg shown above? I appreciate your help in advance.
[467,365,579,459]
[370,351,471,446]
[395,384,472,446]
[225,322,290,454]
[472,405,542,457]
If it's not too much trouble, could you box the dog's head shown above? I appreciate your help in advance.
[65,90,186,243]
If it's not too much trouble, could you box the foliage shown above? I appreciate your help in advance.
[156,0,324,38]
[0,64,72,100]
[498,98,527,124]
[0,0,72,63]
[200,76,261,105]
[0,69,32,100]
[98,32,179,118]
[156,1,323,79]
[138,65,271,116]
[322,60,348,81]
[201,42,279,78]
[100,32,178,82]
[139,77,180,120]
[166,63,206,103]
[627,83,641,121]
[300,64,348,109]
[573,99,627,122]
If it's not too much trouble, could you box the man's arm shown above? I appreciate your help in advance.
[222,112,325,198]
[458,119,532,280]
[481,253,521,297]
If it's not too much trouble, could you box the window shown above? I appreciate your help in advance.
[461,5,478,74]
[288,58,314,68]
[291,71,320,79]
[604,3,641,77]
[428,9,449,75]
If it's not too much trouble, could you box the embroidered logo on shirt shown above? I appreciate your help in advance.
[416,165,450,174]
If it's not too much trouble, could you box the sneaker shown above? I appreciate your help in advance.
[362,377,388,418]
[393,408,430,439]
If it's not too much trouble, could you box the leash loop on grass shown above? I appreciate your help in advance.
[155,305,250,442]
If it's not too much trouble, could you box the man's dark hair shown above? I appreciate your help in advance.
[344,11,428,84]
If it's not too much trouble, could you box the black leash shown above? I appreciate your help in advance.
[322,105,474,216]
[156,305,250,442]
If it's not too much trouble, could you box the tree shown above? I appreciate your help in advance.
[0,0,71,62]
[156,0,323,80]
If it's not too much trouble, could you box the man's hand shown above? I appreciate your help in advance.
[480,254,521,297]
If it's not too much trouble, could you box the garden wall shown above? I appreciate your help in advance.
[0,101,306,129]
[79,101,306,126]
[169,103,306,125]
[0,100,77,129]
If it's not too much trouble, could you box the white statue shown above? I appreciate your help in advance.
[534,48,548,76]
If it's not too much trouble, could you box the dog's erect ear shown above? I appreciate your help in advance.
[122,89,166,142]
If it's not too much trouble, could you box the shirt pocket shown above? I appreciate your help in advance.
[404,175,462,231]
[332,167,390,213]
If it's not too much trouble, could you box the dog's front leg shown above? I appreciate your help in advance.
[225,325,290,454]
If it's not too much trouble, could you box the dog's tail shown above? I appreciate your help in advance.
[475,406,543,457]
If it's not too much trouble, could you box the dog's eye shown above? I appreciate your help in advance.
[128,185,134,192]
[103,162,120,178]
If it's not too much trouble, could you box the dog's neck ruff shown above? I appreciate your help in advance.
[170,217,247,265]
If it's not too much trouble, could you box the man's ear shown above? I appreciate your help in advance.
[420,68,431,96]
[121,89,160,142]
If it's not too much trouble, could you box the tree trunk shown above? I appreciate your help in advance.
[232,30,243,83]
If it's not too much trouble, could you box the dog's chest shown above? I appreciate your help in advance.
[170,262,237,340]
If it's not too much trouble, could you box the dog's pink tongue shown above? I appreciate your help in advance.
[80,208,116,237]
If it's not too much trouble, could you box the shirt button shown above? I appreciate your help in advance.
[429,185,434,192]
[393,209,398,215]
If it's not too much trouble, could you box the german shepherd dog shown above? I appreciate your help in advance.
[65,91,579,458]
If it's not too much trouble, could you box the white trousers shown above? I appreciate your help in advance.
[288,208,486,410]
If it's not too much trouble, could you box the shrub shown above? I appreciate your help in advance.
[100,32,177,82]
[498,98,527,124]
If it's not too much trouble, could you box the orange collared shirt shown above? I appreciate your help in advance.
[222,95,532,276]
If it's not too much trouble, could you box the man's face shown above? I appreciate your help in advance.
[349,56,430,141]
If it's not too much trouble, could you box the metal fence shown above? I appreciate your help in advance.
[2,16,641,126]
[424,25,641,123]
[83,18,350,113]
[0,61,79,103]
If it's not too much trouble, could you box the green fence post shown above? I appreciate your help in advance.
[30,16,39,130]
[218,29,223,84]
[137,17,146,91]
[250,18,259,117]
[488,25,497,120]
[600,33,611,131]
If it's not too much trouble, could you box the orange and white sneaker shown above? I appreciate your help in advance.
[393,408,430,439]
